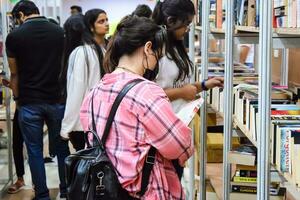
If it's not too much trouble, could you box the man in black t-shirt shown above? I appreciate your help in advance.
[5,1,70,199]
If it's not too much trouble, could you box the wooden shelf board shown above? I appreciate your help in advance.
[273,166,300,200]
[236,26,260,33]
[209,104,224,118]
[211,27,225,34]
[275,28,300,36]
[233,116,257,147]
[207,105,257,148]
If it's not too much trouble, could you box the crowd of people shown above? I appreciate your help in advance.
[4,0,223,199]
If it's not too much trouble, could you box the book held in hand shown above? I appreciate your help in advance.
[176,98,204,126]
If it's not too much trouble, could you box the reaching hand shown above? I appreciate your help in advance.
[181,84,198,101]
[205,77,224,89]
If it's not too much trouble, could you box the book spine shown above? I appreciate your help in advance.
[280,129,291,172]
[231,185,257,193]
[238,170,258,177]
[233,176,257,183]
[216,0,223,28]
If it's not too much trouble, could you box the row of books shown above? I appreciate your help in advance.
[274,0,300,28]
[230,164,286,199]
[203,61,300,189]
[207,0,300,29]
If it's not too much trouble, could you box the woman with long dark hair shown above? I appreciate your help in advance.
[152,0,224,179]
[80,15,193,199]
[60,9,109,151]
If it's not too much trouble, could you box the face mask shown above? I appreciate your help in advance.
[143,65,159,81]
[143,52,160,81]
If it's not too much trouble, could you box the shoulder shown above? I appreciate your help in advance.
[133,80,169,104]
[6,28,21,41]
[6,29,22,50]
[48,22,64,33]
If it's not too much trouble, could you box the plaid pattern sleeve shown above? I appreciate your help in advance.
[80,72,193,200]
[141,83,193,167]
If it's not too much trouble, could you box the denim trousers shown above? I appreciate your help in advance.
[18,103,70,200]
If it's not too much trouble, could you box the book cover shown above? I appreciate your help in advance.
[176,98,204,125]
[233,176,257,183]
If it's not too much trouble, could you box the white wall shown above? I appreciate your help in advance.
[61,0,157,24]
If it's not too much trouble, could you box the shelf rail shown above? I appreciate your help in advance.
[223,0,234,199]
[199,0,210,199]
[188,20,195,200]
[258,0,273,199]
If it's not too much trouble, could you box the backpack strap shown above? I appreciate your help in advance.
[91,78,157,197]
[90,79,143,147]
[137,146,156,197]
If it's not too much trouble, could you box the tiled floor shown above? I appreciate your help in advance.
[1,130,72,200]
[1,159,63,200]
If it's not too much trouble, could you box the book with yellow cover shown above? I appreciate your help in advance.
[233,176,257,183]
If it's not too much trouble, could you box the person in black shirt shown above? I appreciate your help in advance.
[5,1,70,199]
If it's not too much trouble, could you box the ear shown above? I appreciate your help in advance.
[143,41,153,56]
[18,12,25,21]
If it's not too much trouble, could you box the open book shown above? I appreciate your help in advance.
[176,98,204,125]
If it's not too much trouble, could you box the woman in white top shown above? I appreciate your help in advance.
[152,0,224,178]
[60,9,109,151]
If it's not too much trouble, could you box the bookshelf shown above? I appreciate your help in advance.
[190,1,300,200]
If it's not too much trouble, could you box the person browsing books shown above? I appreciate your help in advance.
[80,15,193,199]
[152,0,224,179]
[60,9,109,151]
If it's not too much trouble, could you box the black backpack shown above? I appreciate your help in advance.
[65,79,156,200]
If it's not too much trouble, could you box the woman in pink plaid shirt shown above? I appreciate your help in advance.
[80,15,194,199]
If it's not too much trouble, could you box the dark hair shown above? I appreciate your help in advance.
[11,0,39,19]
[61,14,86,79]
[152,0,195,81]
[59,14,87,100]
[70,5,82,13]
[83,9,107,76]
[104,15,167,73]
[132,4,152,18]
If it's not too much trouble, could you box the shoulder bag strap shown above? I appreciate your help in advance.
[90,79,143,144]
[91,78,157,197]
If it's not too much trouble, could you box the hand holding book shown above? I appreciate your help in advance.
[176,98,204,126]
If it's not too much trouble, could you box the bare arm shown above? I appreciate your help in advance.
[8,57,19,98]
[164,84,198,101]
[164,76,224,101]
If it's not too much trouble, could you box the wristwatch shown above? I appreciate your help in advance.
[201,80,209,91]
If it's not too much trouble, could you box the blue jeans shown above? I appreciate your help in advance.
[18,103,70,200]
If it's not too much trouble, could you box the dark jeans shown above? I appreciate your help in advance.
[12,109,25,178]
[69,131,85,152]
[18,103,70,200]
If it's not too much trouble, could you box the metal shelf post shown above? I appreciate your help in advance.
[1,0,13,185]
[258,0,273,199]
[188,20,195,200]
[200,0,209,199]
[223,0,234,198]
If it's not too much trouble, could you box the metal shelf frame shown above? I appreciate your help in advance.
[199,0,210,199]
[188,0,300,200]
[0,0,14,196]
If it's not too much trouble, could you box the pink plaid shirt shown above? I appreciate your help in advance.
[80,72,193,200]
